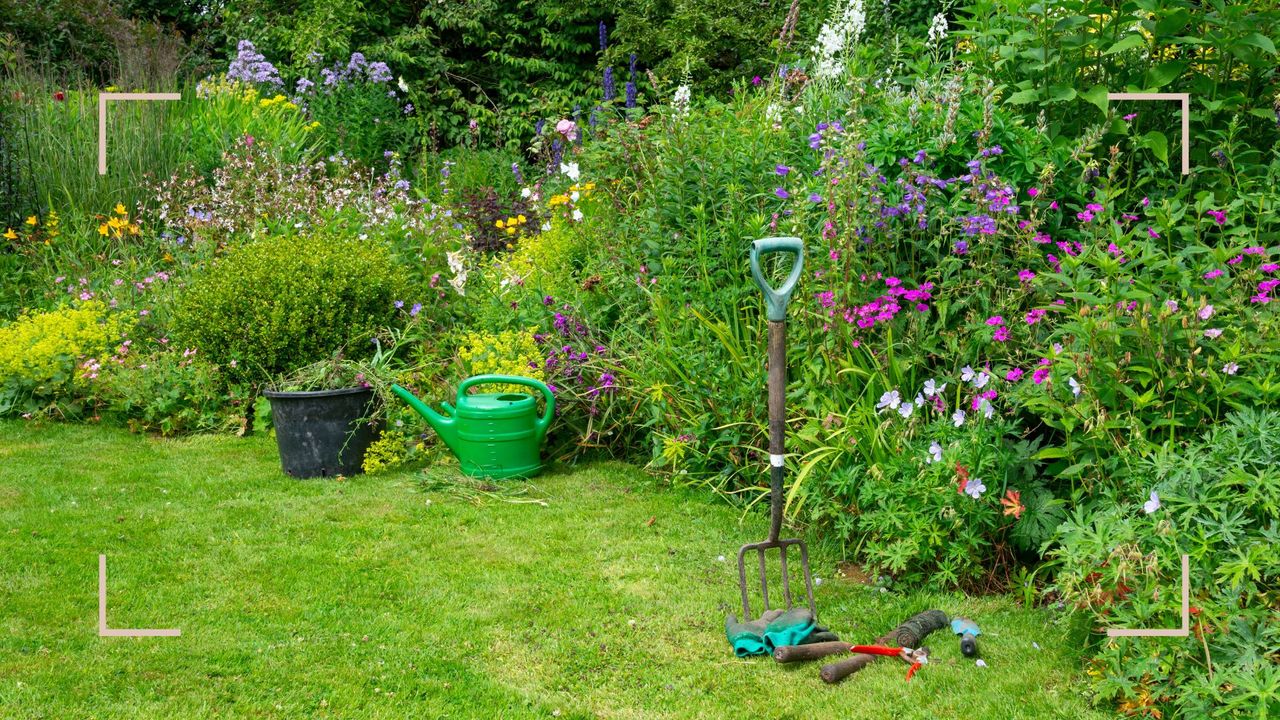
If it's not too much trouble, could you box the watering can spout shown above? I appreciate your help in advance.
[390,384,460,452]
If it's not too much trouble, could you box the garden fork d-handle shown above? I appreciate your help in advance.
[750,237,804,322]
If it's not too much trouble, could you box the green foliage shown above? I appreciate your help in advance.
[1051,409,1280,718]
[955,0,1280,166]
[172,232,407,385]
[98,350,248,435]
[0,300,132,416]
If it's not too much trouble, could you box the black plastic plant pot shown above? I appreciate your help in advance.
[263,387,381,478]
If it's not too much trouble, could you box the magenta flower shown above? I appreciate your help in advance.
[1076,210,1094,222]
[986,315,1004,326]
[1032,367,1051,384]
[1005,368,1024,382]
[1018,269,1035,283]
[1027,187,1039,197]
[1204,269,1224,279]
[1206,210,1227,225]
[993,326,1010,342]
[1123,113,1137,121]
[1025,308,1046,324]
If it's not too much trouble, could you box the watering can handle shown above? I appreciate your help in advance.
[749,237,804,321]
[457,374,556,437]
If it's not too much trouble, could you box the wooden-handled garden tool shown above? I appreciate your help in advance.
[736,237,816,623]
[819,609,949,683]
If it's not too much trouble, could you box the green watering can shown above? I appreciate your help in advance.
[391,375,554,479]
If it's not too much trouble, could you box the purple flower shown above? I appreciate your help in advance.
[410,303,422,317]
[625,81,637,108]
[1018,269,1035,283]
[1124,113,1137,121]
[986,315,1004,326]
[993,326,1009,342]
[1006,368,1024,382]
[774,187,790,200]
[1204,269,1224,280]
[603,67,615,101]
[751,75,762,86]
[599,21,608,51]
[808,193,822,203]
[775,165,791,176]
[1206,210,1227,225]
[953,240,969,255]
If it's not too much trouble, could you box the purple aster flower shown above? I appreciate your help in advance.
[776,165,790,176]
[774,187,790,200]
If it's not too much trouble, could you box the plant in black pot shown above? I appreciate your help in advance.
[265,354,393,479]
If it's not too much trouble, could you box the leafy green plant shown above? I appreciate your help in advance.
[1051,409,1280,719]
[172,232,408,386]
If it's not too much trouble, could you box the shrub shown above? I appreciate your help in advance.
[172,232,407,385]
[1051,409,1280,718]
[0,300,132,416]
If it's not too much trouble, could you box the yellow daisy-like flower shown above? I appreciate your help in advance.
[25,216,37,226]
[3,228,16,240]
[114,203,127,216]
[505,226,516,235]
[495,219,505,229]
[98,224,109,236]
[517,214,527,224]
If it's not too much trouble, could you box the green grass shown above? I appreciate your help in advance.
[0,422,1111,719]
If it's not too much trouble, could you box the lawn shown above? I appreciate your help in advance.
[0,421,1109,719]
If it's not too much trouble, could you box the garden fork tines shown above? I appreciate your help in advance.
[736,237,816,622]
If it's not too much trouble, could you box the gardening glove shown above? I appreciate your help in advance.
[725,609,785,657]
[725,608,822,657]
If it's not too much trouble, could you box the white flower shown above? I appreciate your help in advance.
[926,12,948,47]
[897,402,914,419]
[1142,491,1160,514]
[570,191,580,202]
[560,162,580,181]
[960,366,975,382]
[397,76,409,93]
[1222,361,1239,375]
[952,409,966,427]
[927,441,943,464]
[1068,376,1081,397]
[520,187,532,199]
[923,379,946,397]
[978,398,995,419]
[673,84,692,116]
[876,390,901,411]
[964,477,987,499]
[540,222,551,232]
[973,371,990,389]
[810,0,866,81]
[572,208,584,222]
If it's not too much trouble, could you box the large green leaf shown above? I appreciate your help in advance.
[1104,34,1147,55]
[1240,33,1277,55]
[1142,131,1169,164]
[1081,84,1109,114]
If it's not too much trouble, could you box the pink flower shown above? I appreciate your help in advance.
[1005,368,1024,382]
[1027,187,1039,197]
[1032,367,1051,384]
[1147,227,1160,239]
[1018,269,1035,283]
[986,315,1004,326]
[1198,305,1215,320]
[993,326,1010,342]
[555,119,578,142]
[1025,308,1046,324]
[1206,210,1226,225]
[1204,269,1224,279]
[1049,201,1059,210]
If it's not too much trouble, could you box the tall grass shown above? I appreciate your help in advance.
[7,72,191,217]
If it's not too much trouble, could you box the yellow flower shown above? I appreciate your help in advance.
[25,216,37,226]
[3,228,16,240]
[495,219,505,229]
[517,214,527,224]
[98,224,109,236]
[114,203,127,215]
[505,226,516,235]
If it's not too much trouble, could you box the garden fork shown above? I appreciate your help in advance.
[736,237,817,622]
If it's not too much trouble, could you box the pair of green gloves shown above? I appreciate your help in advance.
[725,608,838,657]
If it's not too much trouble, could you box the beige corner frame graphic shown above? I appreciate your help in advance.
[1107,92,1190,175]
[98,555,180,637]
[1106,554,1190,638]
[97,92,182,175]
